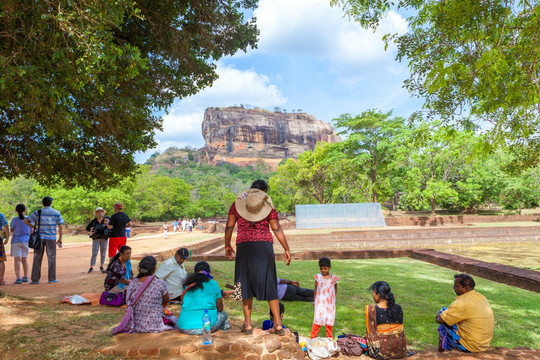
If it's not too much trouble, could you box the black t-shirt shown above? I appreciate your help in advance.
[86,217,110,238]
[375,304,403,324]
[108,212,130,237]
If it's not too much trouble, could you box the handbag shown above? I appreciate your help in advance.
[99,291,126,307]
[28,210,42,250]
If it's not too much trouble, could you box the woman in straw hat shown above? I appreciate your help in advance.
[86,207,110,273]
[224,179,291,336]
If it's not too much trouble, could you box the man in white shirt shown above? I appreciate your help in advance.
[155,248,189,301]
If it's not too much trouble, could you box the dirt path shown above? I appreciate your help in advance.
[1,230,220,300]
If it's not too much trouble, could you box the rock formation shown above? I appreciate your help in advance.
[202,107,341,169]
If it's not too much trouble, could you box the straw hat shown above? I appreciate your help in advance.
[235,188,274,222]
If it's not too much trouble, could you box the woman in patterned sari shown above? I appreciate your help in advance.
[364,281,408,359]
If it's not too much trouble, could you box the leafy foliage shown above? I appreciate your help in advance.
[0,0,258,187]
[331,0,540,165]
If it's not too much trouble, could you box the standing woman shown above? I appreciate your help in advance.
[86,207,109,273]
[224,179,291,335]
[10,204,30,284]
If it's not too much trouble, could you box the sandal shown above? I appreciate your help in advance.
[269,326,285,336]
[241,324,253,335]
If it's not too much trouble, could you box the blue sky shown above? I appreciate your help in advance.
[136,0,424,163]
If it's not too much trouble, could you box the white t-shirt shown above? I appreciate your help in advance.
[155,257,187,299]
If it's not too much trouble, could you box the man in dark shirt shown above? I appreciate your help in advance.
[107,202,132,259]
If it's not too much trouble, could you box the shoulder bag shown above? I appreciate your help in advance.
[111,276,155,335]
[28,210,42,249]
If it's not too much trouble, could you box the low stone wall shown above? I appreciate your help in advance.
[97,327,303,360]
[410,249,540,293]
[385,214,540,226]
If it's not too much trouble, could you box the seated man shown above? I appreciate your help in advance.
[277,277,314,302]
[155,248,189,302]
[436,274,494,353]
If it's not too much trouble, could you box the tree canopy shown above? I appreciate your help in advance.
[331,0,540,165]
[0,0,258,187]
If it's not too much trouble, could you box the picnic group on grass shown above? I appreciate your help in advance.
[0,180,497,359]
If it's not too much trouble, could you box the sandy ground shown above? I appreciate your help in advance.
[1,230,220,300]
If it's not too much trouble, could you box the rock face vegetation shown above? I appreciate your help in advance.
[202,107,341,170]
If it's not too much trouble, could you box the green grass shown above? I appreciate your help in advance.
[204,258,540,350]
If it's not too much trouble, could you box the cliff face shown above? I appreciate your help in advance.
[202,107,341,169]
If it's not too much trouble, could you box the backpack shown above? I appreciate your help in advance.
[337,334,366,356]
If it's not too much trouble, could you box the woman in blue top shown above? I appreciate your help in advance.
[10,204,31,284]
[177,261,230,334]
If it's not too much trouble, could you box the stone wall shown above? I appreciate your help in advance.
[385,214,540,226]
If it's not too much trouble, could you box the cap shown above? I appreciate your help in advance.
[113,201,123,209]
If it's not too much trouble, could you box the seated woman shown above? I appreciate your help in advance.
[364,281,408,359]
[112,256,176,334]
[104,245,133,292]
[177,261,230,334]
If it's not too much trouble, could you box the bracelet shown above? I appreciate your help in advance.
[225,245,233,249]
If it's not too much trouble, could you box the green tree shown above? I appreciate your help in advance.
[332,0,540,164]
[189,176,236,218]
[0,177,41,217]
[332,109,406,203]
[0,0,258,187]
[500,165,540,213]
[132,167,192,221]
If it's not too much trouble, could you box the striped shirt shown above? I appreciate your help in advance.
[27,206,64,240]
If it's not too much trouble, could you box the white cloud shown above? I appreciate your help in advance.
[253,0,408,64]
[150,64,287,154]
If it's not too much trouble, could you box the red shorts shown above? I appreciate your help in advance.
[108,236,127,257]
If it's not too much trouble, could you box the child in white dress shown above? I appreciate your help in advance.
[311,257,339,338]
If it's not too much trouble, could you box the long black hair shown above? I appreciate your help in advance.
[137,256,157,279]
[15,204,26,220]
[184,261,211,292]
[370,281,399,322]
[106,245,131,272]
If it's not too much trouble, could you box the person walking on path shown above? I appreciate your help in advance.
[0,212,10,285]
[10,204,31,284]
[224,179,291,336]
[107,202,132,260]
[162,222,168,238]
[86,207,109,273]
[24,196,64,284]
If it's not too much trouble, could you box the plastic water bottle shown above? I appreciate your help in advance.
[202,310,212,345]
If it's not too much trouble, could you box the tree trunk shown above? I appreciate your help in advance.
[431,198,436,216]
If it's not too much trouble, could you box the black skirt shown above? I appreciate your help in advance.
[234,241,278,301]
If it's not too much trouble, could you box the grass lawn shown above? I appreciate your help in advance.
[206,258,540,350]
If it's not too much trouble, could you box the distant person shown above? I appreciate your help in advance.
[86,207,109,273]
[436,274,494,353]
[172,220,178,232]
[163,222,168,238]
[277,277,314,302]
[10,204,31,284]
[187,220,193,232]
[107,202,132,259]
[311,257,339,339]
[0,211,10,285]
[155,248,189,302]
[25,196,64,284]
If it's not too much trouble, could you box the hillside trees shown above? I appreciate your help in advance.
[0,0,258,187]
[331,0,540,167]
[332,109,407,203]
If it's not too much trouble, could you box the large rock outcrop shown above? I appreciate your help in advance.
[202,107,341,169]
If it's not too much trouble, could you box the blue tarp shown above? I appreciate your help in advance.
[295,203,386,229]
